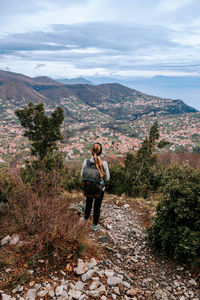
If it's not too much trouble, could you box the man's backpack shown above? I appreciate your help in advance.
[82,159,104,198]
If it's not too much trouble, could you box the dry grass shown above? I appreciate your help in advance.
[0,170,86,267]
[0,169,103,291]
[158,151,200,169]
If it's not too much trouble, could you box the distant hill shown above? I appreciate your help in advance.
[0,70,197,122]
[56,77,92,85]
[33,76,63,86]
[86,75,200,111]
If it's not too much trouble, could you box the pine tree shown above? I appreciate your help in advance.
[124,121,169,197]
[15,102,64,172]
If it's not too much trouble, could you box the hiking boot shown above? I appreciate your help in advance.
[92,224,98,231]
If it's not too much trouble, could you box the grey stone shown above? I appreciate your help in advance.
[154,289,169,300]
[188,290,194,298]
[81,269,95,282]
[38,260,44,263]
[189,279,197,286]
[55,286,63,296]
[113,287,120,295]
[173,280,180,287]
[10,234,20,246]
[97,270,104,277]
[60,270,66,276]
[74,281,84,291]
[107,276,122,286]
[112,294,117,300]
[89,281,101,290]
[1,235,11,246]
[74,261,88,275]
[123,281,131,289]
[12,285,20,294]
[105,269,114,277]
[60,290,69,298]
[87,285,106,298]
[69,290,82,299]
[33,284,41,291]
[26,289,37,300]
[2,294,11,300]
[123,204,129,209]
[107,224,113,230]
[86,258,97,269]
[5,268,11,273]
[37,290,48,298]
[48,290,55,297]
[69,283,75,290]
[87,291,100,298]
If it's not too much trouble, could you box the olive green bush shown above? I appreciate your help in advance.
[0,169,12,203]
[148,165,200,266]
[64,167,82,192]
[106,163,128,195]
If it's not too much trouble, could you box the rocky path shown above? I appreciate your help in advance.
[0,197,199,300]
[93,199,200,299]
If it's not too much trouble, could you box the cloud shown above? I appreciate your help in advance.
[0,0,200,78]
[35,63,46,69]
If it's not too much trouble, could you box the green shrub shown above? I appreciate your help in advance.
[148,165,200,266]
[64,167,82,192]
[0,169,12,203]
[106,163,128,195]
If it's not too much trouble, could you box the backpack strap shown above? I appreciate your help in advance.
[86,158,96,168]
[86,159,91,167]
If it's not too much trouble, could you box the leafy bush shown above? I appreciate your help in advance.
[64,167,82,192]
[148,166,200,266]
[0,169,12,203]
[106,163,128,195]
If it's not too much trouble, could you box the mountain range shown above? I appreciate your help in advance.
[84,75,200,111]
[0,70,198,123]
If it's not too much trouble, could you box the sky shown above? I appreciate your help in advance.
[0,1,200,92]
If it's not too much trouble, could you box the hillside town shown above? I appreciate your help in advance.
[0,97,199,166]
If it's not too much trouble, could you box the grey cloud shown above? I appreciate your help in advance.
[1,21,200,74]
[0,22,178,53]
[35,64,46,69]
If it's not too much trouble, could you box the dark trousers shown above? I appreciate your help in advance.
[84,192,104,225]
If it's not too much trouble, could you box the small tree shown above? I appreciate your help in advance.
[124,121,169,197]
[15,102,65,180]
[15,102,64,160]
